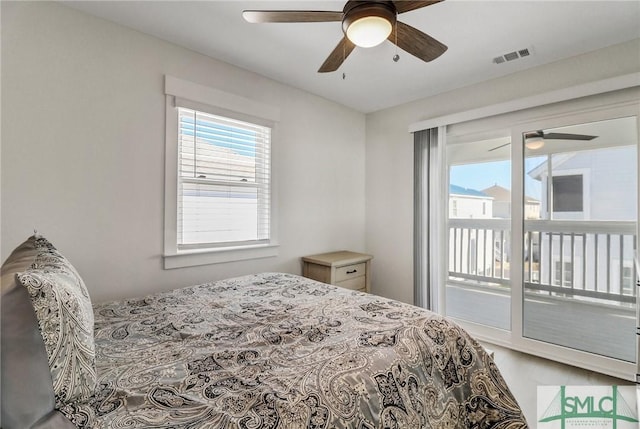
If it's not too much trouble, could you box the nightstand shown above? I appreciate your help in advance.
[302,251,373,293]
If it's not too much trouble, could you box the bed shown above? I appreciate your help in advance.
[1,235,528,428]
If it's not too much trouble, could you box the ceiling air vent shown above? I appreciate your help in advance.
[493,47,532,64]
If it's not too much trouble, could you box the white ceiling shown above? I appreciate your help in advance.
[62,1,640,113]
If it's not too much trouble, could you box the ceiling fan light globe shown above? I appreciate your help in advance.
[346,16,392,48]
[525,136,544,150]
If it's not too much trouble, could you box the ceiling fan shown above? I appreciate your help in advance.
[488,130,598,152]
[242,1,448,73]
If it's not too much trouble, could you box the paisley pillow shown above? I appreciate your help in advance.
[17,236,96,405]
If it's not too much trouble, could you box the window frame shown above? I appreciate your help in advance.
[163,76,280,269]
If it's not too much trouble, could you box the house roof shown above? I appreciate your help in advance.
[450,184,490,198]
[527,153,575,180]
[482,184,511,201]
[482,184,540,204]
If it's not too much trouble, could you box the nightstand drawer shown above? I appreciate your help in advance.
[301,251,372,293]
[336,276,365,291]
[336,263,366,282]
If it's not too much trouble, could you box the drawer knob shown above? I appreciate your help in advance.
[346,269,357,274]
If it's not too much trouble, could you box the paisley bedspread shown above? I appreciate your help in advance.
[59,273,528,428]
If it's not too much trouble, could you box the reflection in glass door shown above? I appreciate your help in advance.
[522,116,638,362]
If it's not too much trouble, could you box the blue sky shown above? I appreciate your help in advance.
[181,113,258,157]
[450,160,511,191]
[450,158,544,199]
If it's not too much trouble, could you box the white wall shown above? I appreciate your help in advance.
[365,38,640,304]
[449,195,492,219]
[1,1,366,302]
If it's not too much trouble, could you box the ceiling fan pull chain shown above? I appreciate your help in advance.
[342,43,346,79]
[393,21,400,62]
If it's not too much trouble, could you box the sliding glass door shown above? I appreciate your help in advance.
[431,102,639,380]
[521,116,638,362]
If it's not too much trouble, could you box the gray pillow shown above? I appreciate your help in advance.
[17,236,97,405]
[1,235,76,428]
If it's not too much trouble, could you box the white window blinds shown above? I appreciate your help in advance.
[177,107,271,249]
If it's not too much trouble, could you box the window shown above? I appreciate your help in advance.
[163,76,280,269]
[177,108,271,249]
[552,174,583,212]
[622,266,634,294]
[554,261,573,287]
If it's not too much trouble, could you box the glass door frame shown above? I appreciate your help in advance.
[443,101,639,381]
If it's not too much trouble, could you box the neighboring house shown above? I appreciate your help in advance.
[448,185,494,277]
[482,184,541,264]
[528,146,637,221]
[449,184,493,219]
[179,140,260,245]
[482,184,540,220]
[527,145,637,294]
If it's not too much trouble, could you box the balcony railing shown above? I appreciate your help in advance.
[448,218,637,304]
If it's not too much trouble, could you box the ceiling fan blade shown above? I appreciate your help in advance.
[524,131,543,139]
[542,132,597,141]
[389,21,447,62]
[393,1,444,14]
[318,37,356,73]
[242,10,343,23]
[488,142,511,152]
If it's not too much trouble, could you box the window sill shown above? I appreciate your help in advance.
[163,243,279,269]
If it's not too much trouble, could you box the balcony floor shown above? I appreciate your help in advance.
[446,283,636,363]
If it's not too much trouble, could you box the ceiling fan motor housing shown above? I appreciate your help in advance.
[341,1,397,35]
